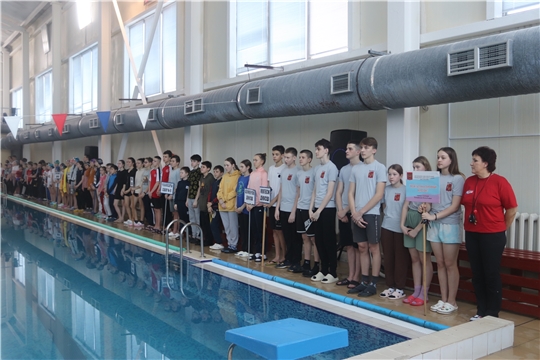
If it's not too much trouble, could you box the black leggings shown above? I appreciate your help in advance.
[465,231,506,317]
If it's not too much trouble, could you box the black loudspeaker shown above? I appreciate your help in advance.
[84,146,99,161]
[330,129,367,170]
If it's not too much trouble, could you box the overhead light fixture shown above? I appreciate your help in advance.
[77,1,93,29]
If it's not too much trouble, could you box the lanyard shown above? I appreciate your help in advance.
[472,174,492,212]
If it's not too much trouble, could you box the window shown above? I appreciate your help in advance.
[126,3,177,98]
[35,71,52,124]
[37,267,55,314]
[13,252,26,286]
[503,0,540,15]
[236,0,348,75]
[11,88,24,128]
[72,293,102,356]
[70,45,98,114]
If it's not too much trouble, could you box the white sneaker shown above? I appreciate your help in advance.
[310,272,325,282]
[168,232,177,237]
[135,222,143,227]
[124,220,133,226]
[321,274,339,284]
[235,251,247,256]
[209,243,224,250]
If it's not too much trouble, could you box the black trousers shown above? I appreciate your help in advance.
[313,207,337,276]
[238,212,250,251]
[210,210,223,244]
[280,211,302,265]
[465,231,506,317]
[250,206,264,254]
[142,194,154,226]
[200,210,213,244]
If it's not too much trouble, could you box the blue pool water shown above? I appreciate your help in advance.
[1,199,408,359]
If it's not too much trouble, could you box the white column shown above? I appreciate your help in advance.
[386,0,420,169]
[184,0,204,159]
[21,30,30,160]
[99,1,112,164]
[1,48,9,118]
[51,2,62,163]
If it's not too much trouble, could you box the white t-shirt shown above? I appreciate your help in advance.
[268,163,286,207]
[350,160,387,215]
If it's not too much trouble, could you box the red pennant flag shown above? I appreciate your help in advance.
[52,114,68,136]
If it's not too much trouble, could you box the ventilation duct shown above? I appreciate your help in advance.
[2,26,539,149]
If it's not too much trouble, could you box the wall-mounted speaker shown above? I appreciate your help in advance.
[330,129,367,170]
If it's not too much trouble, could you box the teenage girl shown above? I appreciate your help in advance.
[400,156,433,306]
[123,158,137,226]
[421,147,465,315]
[133,158,145,227]
[236,159,252,256]
[246,153,269,262]
[380,164,409,300]
[217,158,241,251]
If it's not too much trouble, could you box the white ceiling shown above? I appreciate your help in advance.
[1,1,48,48]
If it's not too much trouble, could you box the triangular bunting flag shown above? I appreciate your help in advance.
[137,108,151,129]
[52,114,68,136]
[97,111,111,132]
[5,116,21,139]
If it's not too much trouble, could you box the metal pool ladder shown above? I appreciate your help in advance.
[163,220,206,298]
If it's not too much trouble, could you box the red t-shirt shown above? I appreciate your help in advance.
[461,173,517,233]
[149,168,161,199]
[161,164,170,183]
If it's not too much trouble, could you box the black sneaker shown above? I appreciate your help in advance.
[288,264,304,273]
[221,247,238,254]
[276,261,290,269]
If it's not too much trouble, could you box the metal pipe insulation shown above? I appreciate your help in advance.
[2,26,539,149]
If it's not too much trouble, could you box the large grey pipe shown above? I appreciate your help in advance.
[2,26,539,149]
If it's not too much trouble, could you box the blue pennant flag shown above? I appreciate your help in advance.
[96,111,111,132]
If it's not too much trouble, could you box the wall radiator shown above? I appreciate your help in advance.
[507,212,539,251]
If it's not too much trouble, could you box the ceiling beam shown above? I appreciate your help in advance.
[2,2,49,49]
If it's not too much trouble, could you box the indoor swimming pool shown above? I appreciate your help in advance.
[1,199,429,359]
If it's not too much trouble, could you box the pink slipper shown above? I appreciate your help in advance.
[402,295,416,304]
[411,298,427,306]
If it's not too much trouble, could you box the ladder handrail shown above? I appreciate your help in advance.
[164,220,206,299]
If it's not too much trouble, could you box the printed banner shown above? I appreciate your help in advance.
[160,181,174,195]
[244,188,256,206]
[405,171,440,203]
[259,186,271,205]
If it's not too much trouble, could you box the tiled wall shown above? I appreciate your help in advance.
[349,317,514,359]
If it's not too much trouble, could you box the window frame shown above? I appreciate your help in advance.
[11,88,24,128]
[35,70,53,124]
[69,44,99,114]
[124,2,177,99]
[233,0,348,76]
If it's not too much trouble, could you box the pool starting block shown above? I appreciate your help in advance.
[225,318,348,359]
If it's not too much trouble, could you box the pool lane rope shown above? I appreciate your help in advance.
[212,258,448,332]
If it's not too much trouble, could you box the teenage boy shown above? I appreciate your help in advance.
[106,165,119,221]
[336,141,363,288]
[309,139,339,284]
[174,167,190,224]
[267,145,286,263]
[295,150,320,277]
[348,137,386,297]
[149,156,163,233]
[275,147,303,273]
[161,150,174,225]
[196,161,215,246]
[186,154,202,238]
[209,166,225,250]
[114,160,127,222]
[167,155,181,236]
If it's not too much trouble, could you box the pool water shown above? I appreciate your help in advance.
[1,200,408,359]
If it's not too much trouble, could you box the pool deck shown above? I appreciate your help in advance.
[4,195,539,359]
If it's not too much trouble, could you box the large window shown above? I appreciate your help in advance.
[236,0,348,75]
[503,1,540,15]
[35,71,52,124]
[13,252,26,286]
[126,3,177,98]
[11,88,23,128]
[70,45,98,114]
[37,267,55,314]
[72,293,102,356]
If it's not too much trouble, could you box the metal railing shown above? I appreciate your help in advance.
[163,220,206,298]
